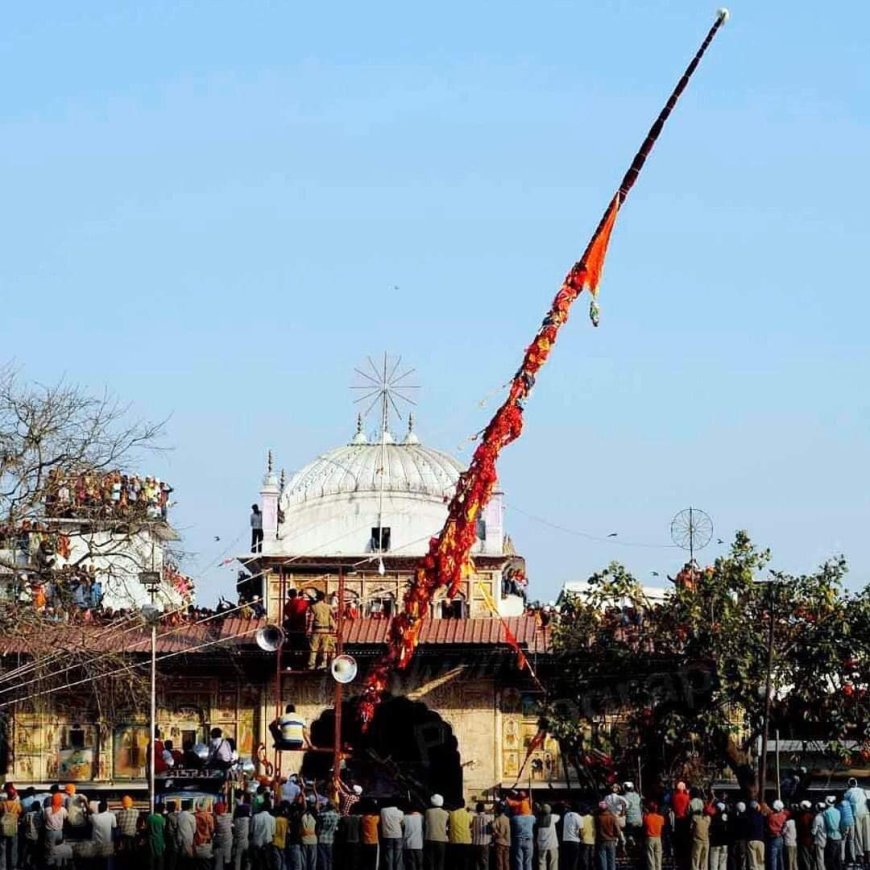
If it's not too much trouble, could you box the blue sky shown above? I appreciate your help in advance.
[2,1,868,604]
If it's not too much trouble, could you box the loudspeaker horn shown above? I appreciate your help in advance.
[255,624,285,652]
[331,654,358,684]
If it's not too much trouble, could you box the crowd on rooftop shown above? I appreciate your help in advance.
[44,470,172,521]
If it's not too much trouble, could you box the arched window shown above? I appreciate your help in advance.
[366,591,395,619]
[342,590,361,620]
[433,591,467,620]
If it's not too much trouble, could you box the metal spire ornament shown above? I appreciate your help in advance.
[352,353,419,440]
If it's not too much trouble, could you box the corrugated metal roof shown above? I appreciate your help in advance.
[0,614,551,656]
[343,615,550,651]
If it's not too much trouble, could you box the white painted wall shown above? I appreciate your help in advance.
[264,489,504,558]
[0,524,185,611]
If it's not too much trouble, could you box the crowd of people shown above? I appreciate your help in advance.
[44,470,173,522]
[440,778,870,870]
[0,775,867,870]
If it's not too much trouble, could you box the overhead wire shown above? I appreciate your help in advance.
[504,501,680,550]
[0,625,260,711]
[0,516,398,702]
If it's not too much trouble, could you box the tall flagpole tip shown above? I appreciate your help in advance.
[717,8,730,23]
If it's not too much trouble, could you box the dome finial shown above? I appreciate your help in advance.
[404,413,420,445]
[279,467,286,490]
[267,449,273,474]
[351,414,369,445]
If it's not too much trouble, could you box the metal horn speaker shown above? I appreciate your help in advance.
[255,624,285,652]
[330,654,358,684]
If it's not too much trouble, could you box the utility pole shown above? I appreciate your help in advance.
[149,591,157,815]
[758,579,778,801]
[332,567,346,794]
[140,536,162,816]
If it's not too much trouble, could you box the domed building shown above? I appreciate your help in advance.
[241,410,558,803]
[252,415,522,621]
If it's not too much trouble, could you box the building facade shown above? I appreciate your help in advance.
[1,415,557,803]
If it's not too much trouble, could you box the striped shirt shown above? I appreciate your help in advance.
[318,809,340,844]
[116,808,139,837]
[339,792,360,817]
[472,813,493,847]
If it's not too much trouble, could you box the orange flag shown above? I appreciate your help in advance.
[584,196,620,296]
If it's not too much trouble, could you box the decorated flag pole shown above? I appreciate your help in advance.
[359,9,730,727]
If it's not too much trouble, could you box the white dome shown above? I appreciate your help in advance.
[283,439,464,507]
[265,426,503,559]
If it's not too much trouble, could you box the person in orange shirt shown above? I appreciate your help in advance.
[644,802,667,870]
[360,802,380,870]
[505,790,532,816]
[0,784,21,870]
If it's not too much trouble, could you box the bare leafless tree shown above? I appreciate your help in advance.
[0,364,164,525]
[0,365,171,728]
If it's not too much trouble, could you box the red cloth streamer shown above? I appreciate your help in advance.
[513,726,548,786]
[358,11,728,728]
[502,625,528,671]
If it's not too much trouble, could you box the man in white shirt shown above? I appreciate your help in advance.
[250,505,263,553]
[176,800,197,860]
[471,802,494,869]
[562,803,583,870]
[604,785,628,819]
[810,804,827,870]
[206,727,234,770]
[90,800,117,859]
[845,779,869,861]
[536,804,561,870]
[251,800,276,850]
[281,774,302,804]
[380,802,405,870]
[403,807,425,870]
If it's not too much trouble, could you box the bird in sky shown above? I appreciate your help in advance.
[717,538,724,544]
[607,532,618,537]
[214,536,221,541]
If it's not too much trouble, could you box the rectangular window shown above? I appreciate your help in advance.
[112,725,150,779]
[476,519,487,541]
[370,527,391,552]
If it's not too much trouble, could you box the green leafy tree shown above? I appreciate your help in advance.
[545,532,870,795]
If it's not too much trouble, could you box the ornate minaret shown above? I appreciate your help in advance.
[260,449,280,546]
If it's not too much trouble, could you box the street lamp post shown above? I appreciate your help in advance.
[332,567,346,795]
[139,570,161,815]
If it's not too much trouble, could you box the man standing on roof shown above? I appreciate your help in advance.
[250,505,263,553]
[307,591,337,670]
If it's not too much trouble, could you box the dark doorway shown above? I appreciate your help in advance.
[302,695,462,807]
